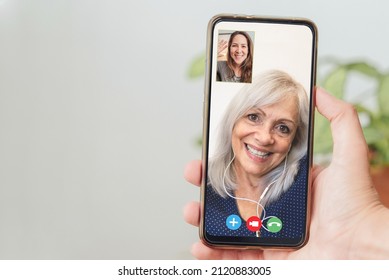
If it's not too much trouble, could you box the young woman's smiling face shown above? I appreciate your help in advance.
[229,34,248,66]
[231,96,299,181]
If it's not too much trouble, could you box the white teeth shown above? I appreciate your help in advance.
[246,145,270,158]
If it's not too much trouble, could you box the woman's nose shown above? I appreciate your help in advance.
[254,127,274,145]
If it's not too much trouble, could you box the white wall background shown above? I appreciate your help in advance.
[0,0,388,259]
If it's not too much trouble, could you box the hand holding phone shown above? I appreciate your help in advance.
[186,88,388,259]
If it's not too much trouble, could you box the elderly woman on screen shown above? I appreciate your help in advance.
[206,70,309,238]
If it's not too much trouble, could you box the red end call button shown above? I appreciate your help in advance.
[246,216,262,232]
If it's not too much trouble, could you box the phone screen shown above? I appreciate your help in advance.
[201,15,317,248]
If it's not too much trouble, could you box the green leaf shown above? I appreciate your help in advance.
[345,62,381,78]
[188,53,205,79]
[363,126,385,146]
[354,103,373,114]
[371,138,389,164]
[313,111,333,155]
[321,65,347,99]
[377,74,389,116]
[366,115,389,165]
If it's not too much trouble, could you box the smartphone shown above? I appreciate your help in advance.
[201,14,317,249]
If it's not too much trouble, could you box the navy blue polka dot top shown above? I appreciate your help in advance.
[204,155,308,239]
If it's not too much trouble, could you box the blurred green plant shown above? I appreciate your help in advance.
[316,60,389,166]
[187,53,206,79]
[188,55,389,166]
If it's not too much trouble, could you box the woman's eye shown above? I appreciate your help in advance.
[276,124,291,134]
[247,114,259,122]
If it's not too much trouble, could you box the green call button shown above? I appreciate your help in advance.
[267,217,283,233]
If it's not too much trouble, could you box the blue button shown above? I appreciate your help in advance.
[226,214,242,230]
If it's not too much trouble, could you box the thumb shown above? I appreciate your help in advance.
[315,87,369,168]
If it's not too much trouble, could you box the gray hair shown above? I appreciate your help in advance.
[207,69,309,206]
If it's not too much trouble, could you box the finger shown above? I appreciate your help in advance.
[191,241,223,260]
[310,164,326,205]
[184,160,202,187]
[311,164,324,180]
[183,201,200,227]
[191,241,264,260]
[315,87,369,165]
[310,164,325,196]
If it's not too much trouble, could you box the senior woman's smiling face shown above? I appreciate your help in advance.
[231,96,299,180]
